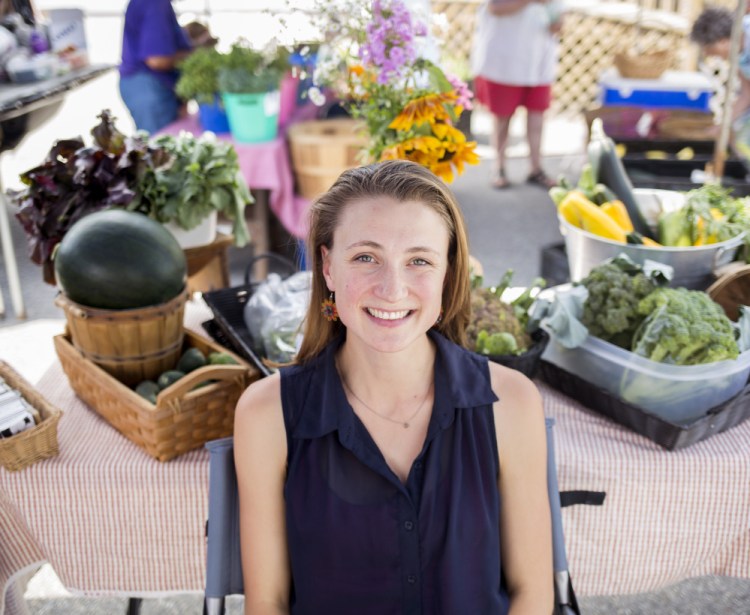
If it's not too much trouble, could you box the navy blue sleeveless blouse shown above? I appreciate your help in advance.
[280,330,509,615]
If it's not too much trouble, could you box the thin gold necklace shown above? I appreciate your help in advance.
[341,377,433,429]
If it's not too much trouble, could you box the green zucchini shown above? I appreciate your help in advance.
[588,119,655,239]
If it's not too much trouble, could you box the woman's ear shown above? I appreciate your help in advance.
[321,245,334,291]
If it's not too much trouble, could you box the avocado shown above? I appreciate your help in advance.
[208,351,239,365]
[157,370,186,390]
[134,380,160,404]
[176,347,207,373]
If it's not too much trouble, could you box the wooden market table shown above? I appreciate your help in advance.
[1,303,749,614]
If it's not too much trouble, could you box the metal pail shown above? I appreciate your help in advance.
[560,219,745,290]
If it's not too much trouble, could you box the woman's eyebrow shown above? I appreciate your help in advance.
[345,240,382,250]
[344,240,439,255]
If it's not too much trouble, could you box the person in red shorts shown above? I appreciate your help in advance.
[471,0,564,189]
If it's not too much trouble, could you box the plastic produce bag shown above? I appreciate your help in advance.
[243,271,312,363]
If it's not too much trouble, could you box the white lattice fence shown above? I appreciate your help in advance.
[431,0,709,117]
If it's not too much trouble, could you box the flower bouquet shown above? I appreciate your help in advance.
[310,0,478,182]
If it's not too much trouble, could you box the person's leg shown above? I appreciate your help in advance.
[526,110,545,174]
[474,77,520,188]
[491,113,513,188]
[523,85,555,188]
[119,72,180,135]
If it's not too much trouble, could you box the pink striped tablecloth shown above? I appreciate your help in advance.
[542,382,750,597]
[158,115,311,239]
[1,312,750,606]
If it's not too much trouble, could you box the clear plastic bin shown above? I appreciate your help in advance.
[542,333,750,426]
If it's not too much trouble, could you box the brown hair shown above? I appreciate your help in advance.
[294,159,471,364]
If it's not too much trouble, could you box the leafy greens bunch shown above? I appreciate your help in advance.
[128,131,252,246]
[10,111,253,282]
[11,110,169,282]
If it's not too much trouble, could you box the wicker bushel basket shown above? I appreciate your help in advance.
[54,329,260,461]
[0,361,62,472]
[613,49,673,80]
[707,264,750,322]
[287,118,367,200]
[54,289,189,387]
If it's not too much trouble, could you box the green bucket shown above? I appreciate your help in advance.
[221,90,280,144]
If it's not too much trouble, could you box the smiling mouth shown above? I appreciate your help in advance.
[366,307,411,320]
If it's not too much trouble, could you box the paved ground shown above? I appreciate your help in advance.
[1,81,749,613]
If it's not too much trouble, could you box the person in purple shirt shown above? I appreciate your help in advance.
[119,0,192,134]
[234,159,553,614]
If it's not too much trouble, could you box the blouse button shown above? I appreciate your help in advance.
[404,520,414,531]
[413,461,422,469]
[407,574,417,584]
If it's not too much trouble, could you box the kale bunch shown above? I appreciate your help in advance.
[580,261,659,349]
[631,288,739,365]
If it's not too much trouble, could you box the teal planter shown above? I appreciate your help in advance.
[221,90,280,144]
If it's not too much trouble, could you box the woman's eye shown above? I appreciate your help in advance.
[354,254,374,263]
[411,257,430,266]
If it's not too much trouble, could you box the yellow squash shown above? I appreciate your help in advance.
[560,191,627,242]
[601,200,635,232]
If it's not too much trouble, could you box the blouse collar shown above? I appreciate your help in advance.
[292,329,499,441]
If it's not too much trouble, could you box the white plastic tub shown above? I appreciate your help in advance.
[164,211,217,249]
[542,333,750,425]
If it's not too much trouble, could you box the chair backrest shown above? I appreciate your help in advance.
[205,437,243,599]
[204,422,579,613]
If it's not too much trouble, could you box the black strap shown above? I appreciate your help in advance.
[560,490,606,507]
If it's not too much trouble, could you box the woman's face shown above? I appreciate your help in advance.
[321,196,450,355]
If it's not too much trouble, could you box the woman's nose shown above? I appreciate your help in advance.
[374,264,408,301]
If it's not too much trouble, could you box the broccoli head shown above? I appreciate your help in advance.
[466,287,531,355]
[475,330,519,356]
[632,287,739,365]
[580,262,659,349]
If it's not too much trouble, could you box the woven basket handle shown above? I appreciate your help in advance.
[157,365,249,405]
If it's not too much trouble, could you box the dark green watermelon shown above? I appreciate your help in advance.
[54,209,187,309]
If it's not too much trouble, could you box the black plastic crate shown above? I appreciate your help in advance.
[540,242,570,287]
[202,284,272,377]
[538,360,750,450]
[202,253,299,378]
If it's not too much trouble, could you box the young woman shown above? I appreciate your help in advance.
[234,159,553,614]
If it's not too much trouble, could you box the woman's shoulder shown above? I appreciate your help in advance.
[487,361,545,432]
[235,372,282,429]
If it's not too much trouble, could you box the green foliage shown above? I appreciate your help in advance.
[217,41,290,94]
[175,47,225,104]
[631,287,739,365]
[126,132,253,247]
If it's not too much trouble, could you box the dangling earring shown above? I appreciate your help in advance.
[435,308,444,326]
[321,292,338,322]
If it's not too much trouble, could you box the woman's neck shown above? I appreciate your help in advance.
[336,334,436,402]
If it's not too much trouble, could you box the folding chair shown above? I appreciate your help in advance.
[204,421,583,615]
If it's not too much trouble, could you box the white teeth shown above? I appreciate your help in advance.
[367,308,410,320]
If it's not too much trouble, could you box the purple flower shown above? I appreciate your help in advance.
[360,0,425,84]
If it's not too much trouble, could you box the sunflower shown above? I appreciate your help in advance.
[388,92,458,132]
